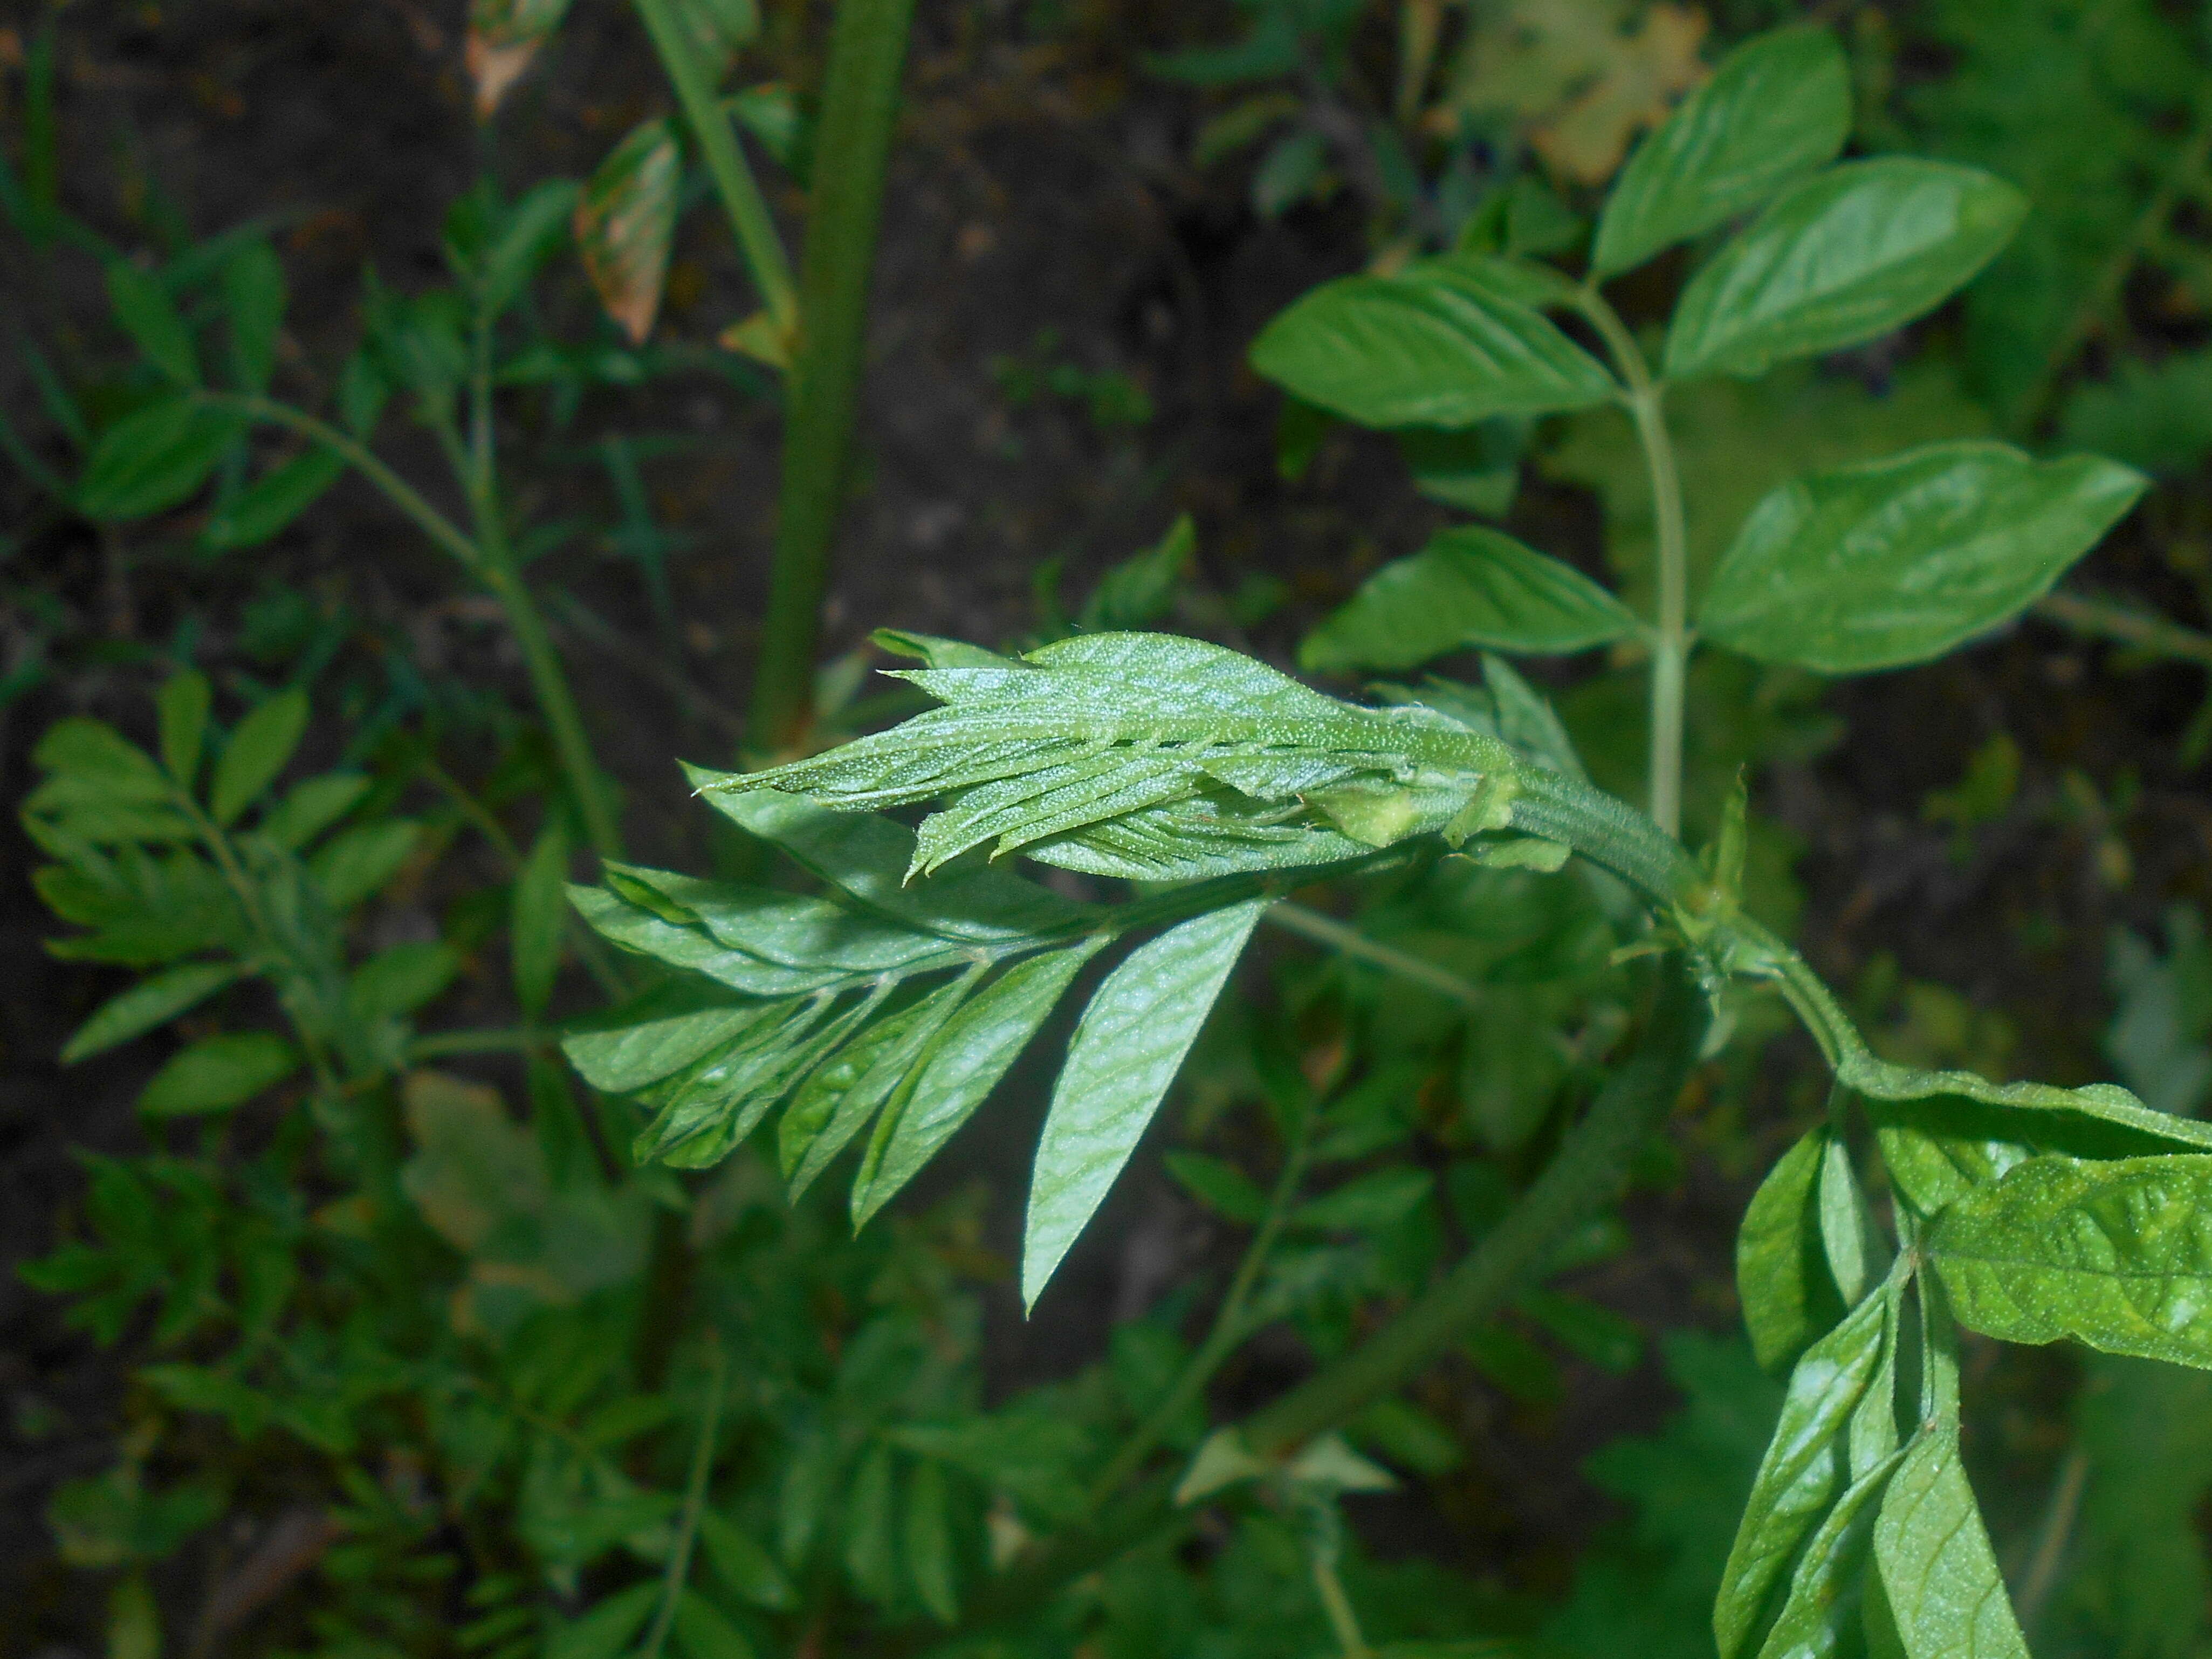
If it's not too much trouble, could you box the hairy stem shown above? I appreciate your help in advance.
[1577,287,1692,838]
[631,0,798,333]
[749,0,917,755]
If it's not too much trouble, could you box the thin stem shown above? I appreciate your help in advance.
[1309,1546,1371,1659]
[1265,901,1483,1008]
[638,1333,727,1659]
[1576,286,1691,838]
[631,0,799,334]
[1088,1107,1316,1505]
[2015,1446,2090,1634]
[2036,588,2212,669]
[201,393,482,573]
[749,0,918,756]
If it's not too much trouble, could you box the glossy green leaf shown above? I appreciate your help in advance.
[1715,1288,1888,1659]
[671,1588,756,1659]
[903,1456,958,1623]
[1664,161,2027,381]
[513,821,569,1018]
[61,962,243,1065]
[1751,1447,1903,1659]
[696,1510,793,1612]
[1593,26,1851,278]
[308,819,421,909]
[106,262,197,385]
[576,118,680,345]
[138,1032,300,1117]
[200,446,344,552]
[211,688,309,826]
[221,242,285,394]
[1818,1136,1888,1308]
[852,941,1103,1228]
[560,981,762,1094]
[1930,1154,2212,1368]
[1698,443,2146,674]
[1871,1424,2029,1658]
[257,772,369,851]
[1249,271,1616,429]
[1737,1129,1842,1373]
[639,991,874,1167]
[1022,899,1267,1309]
[1300,526,1640,673]
[78,397,243,520]
[843,1442,900,1605]
[156,671,210,787]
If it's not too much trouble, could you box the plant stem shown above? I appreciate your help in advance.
[1265,901,1483,1008]
[1310,1545,1371,1659]
[2036,588,2212,668]
[1242,961,1702,1454]
[1576,287,1692,838]
[639,1332,727,1659]
[1088,1106,1316,1505]
[631,0,798,333]
[749,0,917,756]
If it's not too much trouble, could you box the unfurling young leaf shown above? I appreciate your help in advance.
[576,119,682,345]
[1299,525,1640,673]
[1249,264,1617,429]
[211,688,310,827]
[1022,900,1267,1310]
[1664,160,2028,381]
[1698,443,2147,674]
[1593,25,1851,278]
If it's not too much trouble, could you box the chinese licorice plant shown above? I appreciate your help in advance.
[566,25,2190,1658]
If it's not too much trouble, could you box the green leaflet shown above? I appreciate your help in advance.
[78,396,244,521]
[843,1442,901,1606]
[781,971,982,1198]
[1750,1447,1904,1659]
[1715,1286,1891,1659]
[201,445,345,552]
[61,961,243,1065]
[852,940,1105,1229]
[1248,268,1617,429]
[1929,1154,2212,1368]
[1664,160,2027,381]
[106,262,198,386]
[559,979,763,1094]
[1871,1424,2029,1659]
[903,1456,958,1623]
[1593,26,1852,279]
[640,988,881,1168]
[602,862,973,975]
[212,688,309,827]
[1022,900,1267,1310]
[511,824,569,1019]
[1737,1130,1843,1373]
[1697,443,2147,674]
[156,671,210,787]
[138,1032,301,1117]
[696,785,1093,944]
[1818,1137,1889,1310]
[571,884,854,996]
[221,241,285,394]
[1299,526,1641,673]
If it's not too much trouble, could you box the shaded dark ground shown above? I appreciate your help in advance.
[4,0,2208,1647]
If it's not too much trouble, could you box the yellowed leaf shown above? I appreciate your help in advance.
[465,0,572,118]
[1434,0,1710,186]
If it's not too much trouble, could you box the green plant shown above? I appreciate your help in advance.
[556,25,2212,1656]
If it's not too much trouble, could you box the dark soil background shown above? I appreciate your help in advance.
[4,0,2208,1648]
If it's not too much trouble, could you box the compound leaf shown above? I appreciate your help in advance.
[1929,1154,2212,1369]
[1022,899,1266,1310]
[1300,526,1640,673]
[1698,443,2146,674]
[1665,160,2026,381]
[1594,25,1851,278]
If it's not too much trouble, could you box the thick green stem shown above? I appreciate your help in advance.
[1242,962,1703,1454]
[632,0,798,332]
[749,0,917,755]
[1576,288,1692,838]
